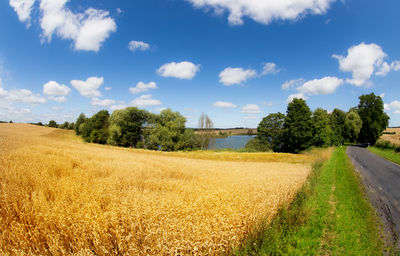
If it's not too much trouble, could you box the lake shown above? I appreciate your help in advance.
[210,135,256,149]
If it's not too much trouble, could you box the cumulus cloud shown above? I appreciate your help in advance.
[110,104,127,111]
[241,104,261,114]
[261,62,280,75]
[129,81,157,94]
[91,97,116,107]
[157,61,200,80]
[9,0,35,25]
[384,101,400,112]
[0,88,46,105]
[282,78,305,90]
[71,76,104,98]
[186,0,336,25]
[332,43,400,86]
[213,101,237,108]
[219,67,257,86]
[128,40,150,52]
[43,81,71,102]
[131,94,162,107]
[286,76,343,102]
[38,0,116,52]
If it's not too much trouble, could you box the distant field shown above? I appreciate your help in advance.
[196,128,258,136]
[0,124,314,255]
[381,127,400,146]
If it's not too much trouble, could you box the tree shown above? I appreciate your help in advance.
[68,122,75,130]
[282,98,313,153]
[330,108,346,146]
[357,93,389,145]
[75,113,87,135]
[312,108,332,147]
[257,112,285,151]
[80,110,110,144]
[198,113,214,149]
[344,109,362,143]
[60,121,69,129]
[108,107,149,147]
[48,120,58,128]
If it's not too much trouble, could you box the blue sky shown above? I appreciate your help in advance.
[1,0,400,128]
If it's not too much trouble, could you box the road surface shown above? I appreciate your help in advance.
[347,145,400,245]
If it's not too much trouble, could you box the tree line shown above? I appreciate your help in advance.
[251,93,389,153]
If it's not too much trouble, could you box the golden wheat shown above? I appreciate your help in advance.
[0,124,316,255]
[381,128,400,146]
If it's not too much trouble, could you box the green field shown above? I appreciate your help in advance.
[237,147,385,255]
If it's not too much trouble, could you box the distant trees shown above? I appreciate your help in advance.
[357,93,389,145]
[48,120,58,128]
[75,113,87,135]
[198,113,214,150]
[79,110,110,144]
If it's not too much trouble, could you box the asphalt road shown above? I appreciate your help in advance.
[347,145,400,244]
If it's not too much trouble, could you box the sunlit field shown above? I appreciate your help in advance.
[1,124,316,255]
[381,127,400,146]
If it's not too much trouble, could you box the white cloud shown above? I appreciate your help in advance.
[9,0,35,25]
[131,94,162,107]
[282,78,305,90]
[129,81,157,94]
[384,101,400,112]
[128,40,150,52]
[157,61,200,80]
[241,104,261,114]
[110,104,127,111]
[49,96,67,102]
[213,101,237,108]
[104,86,111,91]
[287,93,307,103]
[71,76,104,98]
[391,61,400,71]
[0,88,46,105]
[91,97,116,107]
[186,0,335,25]
[219,67,257,86]
[43,81,71,98]
[333,43,390,86]
[298,76,343,95]
[39,0,116,52]
[261,62,280,75]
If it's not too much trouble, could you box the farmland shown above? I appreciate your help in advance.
[0,124,316,255]
[381,127,400,146]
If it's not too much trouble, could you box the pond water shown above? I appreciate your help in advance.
[210,135,256,149]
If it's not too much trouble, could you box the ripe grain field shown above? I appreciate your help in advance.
[1,124,315,255]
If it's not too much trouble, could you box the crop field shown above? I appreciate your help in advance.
[381,127,400,146]
[0,124,315,255]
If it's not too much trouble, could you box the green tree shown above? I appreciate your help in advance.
[108,107,149,147]
[357,93,389,145]
[312,108,332,147]
[198,113,214,150]
[330,108,346,146]
[344,109,362,143]
[80,110,110,144]
[257,112,285,151]
[48,120,58,128]
[68,122,75,130]
[282,98,313,153]
[60,121,69,129]
[75,113,87,135]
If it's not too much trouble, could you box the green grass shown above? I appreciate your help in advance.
[369,147,400,165]
[236,147,384,255]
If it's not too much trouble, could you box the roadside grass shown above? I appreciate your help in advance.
[369,147,400,165]
[236,147,384,255]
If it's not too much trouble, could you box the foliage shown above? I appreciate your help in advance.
[344,109,362,142]
[75,113,87,135]
[48,120,58,128]
[358,93,389,145]
[244,137,270,152]
[330,108,346,146]
[198,113,214,149]
[257,112,285,151]
[79,110,110,144]
[107,107,149,147]
[282,98,313,153]
[68,122,75,130]
[312,108,332,147]
[59,121,70,129]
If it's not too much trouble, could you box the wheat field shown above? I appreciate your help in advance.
[381,127,400,146]
[0,124,317,255]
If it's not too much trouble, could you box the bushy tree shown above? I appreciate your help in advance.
[330,108,346,146]
[60,121,69,129]
[80,110,110,144]
[68,122,75,130]
[198,113,214,149]
[312,108,332,147]
[245,137,270,152]
[48,120,58,128]
[344,109,362,143]
[75,113,87,135]
[257,112,285,151]
[358,93,389,145]
[282,98,313,153]
[108,107,149,147]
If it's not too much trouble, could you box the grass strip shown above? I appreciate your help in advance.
[236,147,384,255]
[369,147,400,165]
